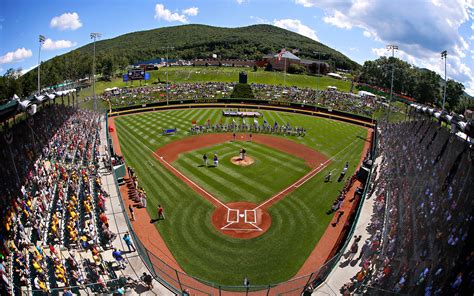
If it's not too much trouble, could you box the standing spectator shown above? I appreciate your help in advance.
[157,205,165,220]
[203,153,208,166]
[214,154,219,167]
[112,248,126,269]
[140,272,153,290]
[122,233,136,252]
[140,194,147,208]
[128,204,135,221]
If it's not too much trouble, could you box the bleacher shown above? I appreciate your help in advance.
[341,120,473,295]
[0,105,125,295]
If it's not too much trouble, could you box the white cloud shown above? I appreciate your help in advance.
[50,12,82,31]
[0,48,33,64]
[154,4,188,23]
[297,0,474,95]
[236,0,246,4]
[295,0,316,7]
[20,64,37,76]
[273,19,319,41]
[323,10,352,29]
[250,16,269,24]
[42,38,77,50]
[182,7,199,16]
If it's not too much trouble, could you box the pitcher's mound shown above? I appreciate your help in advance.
[231,156,254,166]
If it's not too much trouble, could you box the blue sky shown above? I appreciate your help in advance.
[0,0,473,94]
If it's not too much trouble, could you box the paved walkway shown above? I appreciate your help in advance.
[98,116,175,296]
[313,157,382,295]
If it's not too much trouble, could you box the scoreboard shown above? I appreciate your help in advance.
[123,69,150,81]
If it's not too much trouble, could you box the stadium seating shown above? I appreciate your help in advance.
[0,105,122,294]
[340,120,473,295]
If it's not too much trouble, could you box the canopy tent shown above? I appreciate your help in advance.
[358,90,377,98]
[327,72,343,79]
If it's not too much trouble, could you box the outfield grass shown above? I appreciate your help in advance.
[174,142,310,204]
[114,108,367,286]
[79,66,352,99]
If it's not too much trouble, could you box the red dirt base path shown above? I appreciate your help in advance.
[212,202,271,239]
[109,115,373,294]
[153,133,329,239]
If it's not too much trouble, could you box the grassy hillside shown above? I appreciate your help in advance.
[16,24,360,99]
[78,66,352,100]
[77,24,359,70]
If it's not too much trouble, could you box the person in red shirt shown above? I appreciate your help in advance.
[99,212,109,228]
[157,205,165,220]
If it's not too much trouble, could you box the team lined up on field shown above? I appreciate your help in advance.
[188,117,306,136]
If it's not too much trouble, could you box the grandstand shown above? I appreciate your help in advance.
[0,83,472,296]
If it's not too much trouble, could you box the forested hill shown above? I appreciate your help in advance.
[77,24,359,69]
[9,24,359,99]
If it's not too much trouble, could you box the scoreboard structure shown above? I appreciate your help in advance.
[123,69,150,82]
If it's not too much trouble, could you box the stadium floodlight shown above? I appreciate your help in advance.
[90,32,102,111]
[160,46,175,105]
[38,35,46,96]
[313,51,320,91]
[441,50,447,111]
[386,44,398,121]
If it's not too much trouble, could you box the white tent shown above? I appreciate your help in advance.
[358,90,377,98]
[327,72,343,79]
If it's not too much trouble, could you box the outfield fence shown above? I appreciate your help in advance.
[104,107,379,296]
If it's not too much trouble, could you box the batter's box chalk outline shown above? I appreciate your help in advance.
[244,209,257,224]
[226,209,239,223]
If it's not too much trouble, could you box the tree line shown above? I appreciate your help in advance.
[357,57,471,113]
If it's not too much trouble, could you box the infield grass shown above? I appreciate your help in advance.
[114,108,367,286]
[174,141,310,204]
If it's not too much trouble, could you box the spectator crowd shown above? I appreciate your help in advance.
[0,104,130,294]
[86,82,396,118]
[340,120,473,295]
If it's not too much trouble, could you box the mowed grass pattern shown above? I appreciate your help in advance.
[174,142,310,204]
[114,108,367,285]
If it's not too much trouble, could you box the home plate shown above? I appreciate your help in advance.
[239,214,245,218]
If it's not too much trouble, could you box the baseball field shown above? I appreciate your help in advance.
[112,108,369,286]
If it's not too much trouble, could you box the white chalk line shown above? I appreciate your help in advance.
[118,123,230,210]
[254,135,364,210]
[152,151,230,210]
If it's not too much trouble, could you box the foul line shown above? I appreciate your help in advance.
[254,136,365,210]
[118,124,229,210]
[152,151,230,210]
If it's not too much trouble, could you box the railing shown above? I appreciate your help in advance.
[103,109,379,295]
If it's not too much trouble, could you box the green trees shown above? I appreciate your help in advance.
[358,56,469,111]
[444,79,465,110]
[287,64,306,74]
[230,83,255,99]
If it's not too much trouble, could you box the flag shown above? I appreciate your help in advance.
[291,48,299,54]
[192,120,196,125]
[277,48,286,61]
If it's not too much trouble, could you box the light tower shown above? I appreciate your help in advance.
[90,32,102,111]
[386,44,398,121]
[160,46,175,105]
[441,50,447,111]
[38,35,46,95]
